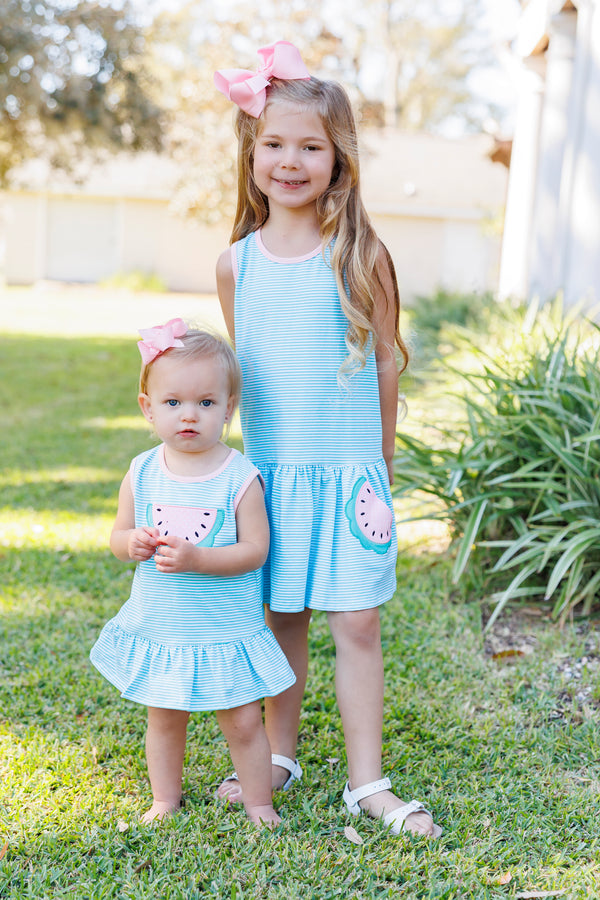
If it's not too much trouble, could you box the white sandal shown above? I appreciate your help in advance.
[343,777,442,837]
[220,754,302,800]
[271,754,303,791]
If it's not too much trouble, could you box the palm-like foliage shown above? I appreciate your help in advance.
[394,299,600,626]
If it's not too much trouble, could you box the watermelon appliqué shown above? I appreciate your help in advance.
[344,477,393,554]
[147,503,225,547]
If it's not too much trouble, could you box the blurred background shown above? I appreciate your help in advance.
[1,0,598,309]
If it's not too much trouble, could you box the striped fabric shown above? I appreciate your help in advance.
[233,231,397,613]
[90,445,295,710]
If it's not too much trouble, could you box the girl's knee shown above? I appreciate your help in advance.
[217,701,263,745]
[266,607,312,639]
[147,707,189,731]
[328,608,381,650]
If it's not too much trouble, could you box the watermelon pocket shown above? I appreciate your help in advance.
[147,503,225,547]
[344,477,393,554]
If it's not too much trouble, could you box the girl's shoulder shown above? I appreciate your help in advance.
[130,444,161,476]
[132,444,160,465]
[217,232,257,285]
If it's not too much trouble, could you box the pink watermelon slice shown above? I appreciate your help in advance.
[344,477,393,554]
[147,503,225,547]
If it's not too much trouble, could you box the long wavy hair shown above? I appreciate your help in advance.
[231,76,408,380]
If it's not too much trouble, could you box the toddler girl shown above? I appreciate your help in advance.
[213,42,441,838]
[90,320,295,826]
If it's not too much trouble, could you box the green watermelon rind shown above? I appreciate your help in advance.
[146,503,225,548]
[344,476,392,555]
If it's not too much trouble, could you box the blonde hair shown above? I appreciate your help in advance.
[231,76,408,379]
[139,328,241,407]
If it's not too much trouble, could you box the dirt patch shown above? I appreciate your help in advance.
[482,604,600,722]
[481,604,547,659]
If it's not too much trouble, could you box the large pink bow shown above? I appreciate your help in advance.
[214,41,310,118]
[138,318,187,365]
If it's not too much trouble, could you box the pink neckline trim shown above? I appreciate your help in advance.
[158,444,236,482]
[255,229,321,263]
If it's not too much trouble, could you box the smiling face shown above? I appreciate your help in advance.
[252,101,336,214]
[138,353,234,459]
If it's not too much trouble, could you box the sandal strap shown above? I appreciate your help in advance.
[271,754,302,790]
[346,777,392,805]
[383,799,427,833]
[343,777,392,815]
[222,771,239,783]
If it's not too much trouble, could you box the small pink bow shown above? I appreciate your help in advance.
[138,318,187,365]
[214,40,310,118]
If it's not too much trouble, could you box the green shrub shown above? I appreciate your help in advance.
[406,289,497,367]
[408,288,496,337]
[393,298,600,626]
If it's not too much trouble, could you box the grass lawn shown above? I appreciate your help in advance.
[1,287,600,899]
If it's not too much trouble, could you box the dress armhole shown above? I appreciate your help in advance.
[230,244,238,283]
[233,470,264,512]
[128,459,136,502]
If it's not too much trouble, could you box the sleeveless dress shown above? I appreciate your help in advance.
[90,444,296,710]
[232,230,397,613]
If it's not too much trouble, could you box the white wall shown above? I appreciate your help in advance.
[46,197,118,282]
[2,191,230,292]
[2,191,502,300]
[373,212,501,301]
[3,194,45,284]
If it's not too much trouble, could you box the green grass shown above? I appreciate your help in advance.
[2,312,600,898]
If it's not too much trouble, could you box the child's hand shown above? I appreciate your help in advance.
[128,526,159,562]
[154,535,201,574]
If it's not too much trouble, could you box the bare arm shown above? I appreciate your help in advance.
[216,248,235,343]
[110,472,159,562]
[373,246,400,485]
[154,477,269,576]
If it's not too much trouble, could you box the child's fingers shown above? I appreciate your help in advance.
[156,534,182,549]
[154,542,175,567]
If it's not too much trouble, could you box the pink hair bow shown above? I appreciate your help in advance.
[137,318,187,365]
[214,40,310,118]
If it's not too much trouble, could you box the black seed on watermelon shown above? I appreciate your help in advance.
[148,503,225,547]
[344,477,393,555]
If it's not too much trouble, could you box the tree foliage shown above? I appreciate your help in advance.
[359,0,484,129]
[141,1,349,224]
[1,0,499,221]
[0,0,164,183]
[142,0,494,223]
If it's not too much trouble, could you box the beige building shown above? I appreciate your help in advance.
[361,131,507,300]
[1,132,507,301]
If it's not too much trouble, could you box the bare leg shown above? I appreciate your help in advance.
[142,707,189,824]
[216,701,280,827]
[265,607,312,786]
[328,608,437,837]
[216,608,311,802]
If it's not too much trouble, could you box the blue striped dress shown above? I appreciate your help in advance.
[232,230,397,613]
[90,445,296,710]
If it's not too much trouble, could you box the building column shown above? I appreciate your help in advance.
[557,0,600,307]
[528,7,577,302]
[498,56,546,301]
